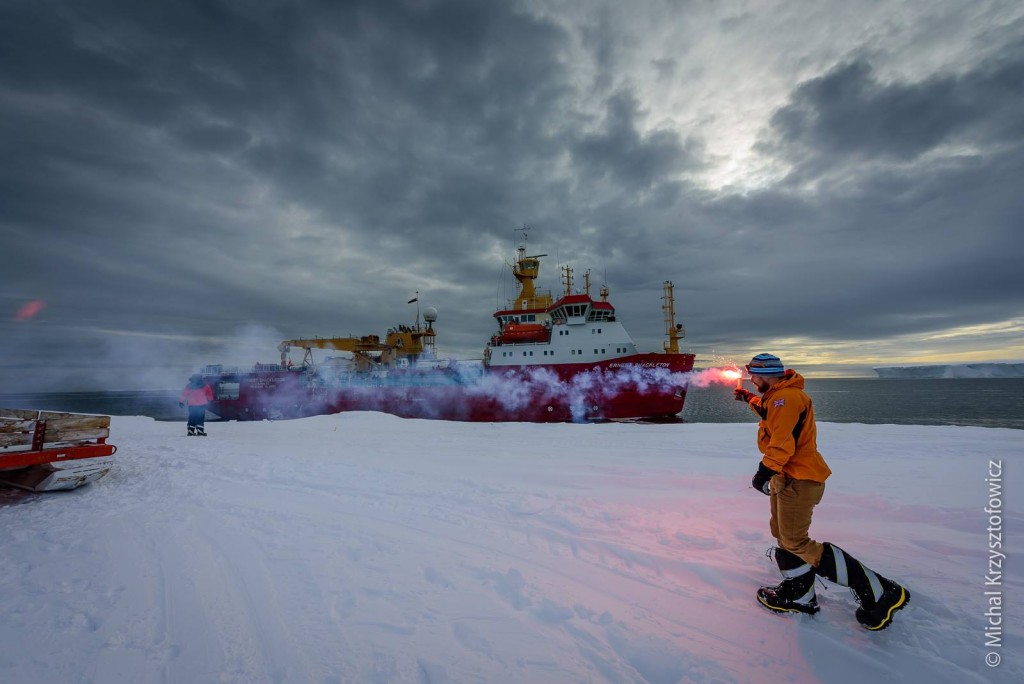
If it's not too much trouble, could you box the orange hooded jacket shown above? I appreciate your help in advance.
[744,370,832,482]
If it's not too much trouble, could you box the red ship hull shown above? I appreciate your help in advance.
[203,353,695,423]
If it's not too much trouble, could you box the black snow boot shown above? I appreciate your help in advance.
[187,425,196,436]
[757,548,819,615]
[816,542,910,630]
[196,426,206,436]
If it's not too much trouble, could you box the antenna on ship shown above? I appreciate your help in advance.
[562,264,573,296]
[408,290,420,330]
[514,223,530,248]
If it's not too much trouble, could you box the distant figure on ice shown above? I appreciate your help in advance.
[180,374,213,436]
[734,353,910,630]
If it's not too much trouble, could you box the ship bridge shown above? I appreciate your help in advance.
[548,294,616,325]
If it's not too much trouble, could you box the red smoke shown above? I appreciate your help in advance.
[14,300,46,321]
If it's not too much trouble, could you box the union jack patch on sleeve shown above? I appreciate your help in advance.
[773,399,785,408]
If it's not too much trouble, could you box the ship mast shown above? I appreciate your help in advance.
[561,264,573,296]
[662,280,685,354]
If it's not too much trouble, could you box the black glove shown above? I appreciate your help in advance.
[751,462,777,495]
[734,388,755,403]
[179,402,185,408]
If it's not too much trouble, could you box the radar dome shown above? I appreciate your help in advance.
[423,307,438,322]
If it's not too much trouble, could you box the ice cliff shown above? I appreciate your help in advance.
[873,363,1024,379]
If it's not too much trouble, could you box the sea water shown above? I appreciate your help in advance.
[683,378,1024,430]
[0,378,1021,429]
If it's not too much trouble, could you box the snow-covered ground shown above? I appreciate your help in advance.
[1,414,1021,684]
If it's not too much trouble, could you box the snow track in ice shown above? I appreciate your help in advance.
[1,415,1021,683]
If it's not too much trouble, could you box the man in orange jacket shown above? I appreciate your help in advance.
[734,353,910,630]
[180,374,213,436]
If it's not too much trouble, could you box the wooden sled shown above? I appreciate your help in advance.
[0,409,117,492]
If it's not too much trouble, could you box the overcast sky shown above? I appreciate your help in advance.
[2,0,1023,390]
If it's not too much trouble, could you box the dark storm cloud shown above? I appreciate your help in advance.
[1,0,1023,391]
[1,2,569,293]
[766,44,1024,169]
[570,90,705,190]
[540,36,1024,357]
[0,0,594,390]
[673,41,1024,352]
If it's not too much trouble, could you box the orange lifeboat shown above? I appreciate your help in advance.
[500,323,549,343]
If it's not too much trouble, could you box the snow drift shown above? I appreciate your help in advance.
[1,414,1021,683]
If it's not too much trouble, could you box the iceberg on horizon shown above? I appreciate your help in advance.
[873,362,1024,379]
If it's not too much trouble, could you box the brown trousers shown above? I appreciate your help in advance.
[769,474,826,567]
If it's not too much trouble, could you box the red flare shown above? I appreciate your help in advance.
[720,369,743,387]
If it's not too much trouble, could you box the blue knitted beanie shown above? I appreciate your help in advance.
[746,353,786,376]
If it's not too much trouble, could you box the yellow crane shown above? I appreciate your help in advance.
[278,319,437,372]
